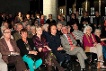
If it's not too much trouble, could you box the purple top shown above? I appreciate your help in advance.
[32,35,49,60]
[32,35,48,49]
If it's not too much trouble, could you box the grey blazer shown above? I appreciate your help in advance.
[60,34,77,54]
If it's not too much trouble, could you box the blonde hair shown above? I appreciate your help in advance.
[83,26,92,33]
[31,26,36,30]
[35,26,42,32]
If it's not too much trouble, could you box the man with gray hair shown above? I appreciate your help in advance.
[60,26,88,71]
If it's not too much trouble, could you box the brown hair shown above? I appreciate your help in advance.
[20,29,28,34]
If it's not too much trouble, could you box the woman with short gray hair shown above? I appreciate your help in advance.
[83,26,104,68]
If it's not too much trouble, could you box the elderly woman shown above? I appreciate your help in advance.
[0,26,13,39]
[42,24,49,41]
[0,29,27,71]
[94,29,106,45]
[32,26,64,71]
[94,29,106,61]
[17,29,42,71]
[83,26,104,68]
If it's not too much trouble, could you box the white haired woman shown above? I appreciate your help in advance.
[42,24,49,41]
[83,26,104,68]
[0,26,13,39]
[94,29,106,65]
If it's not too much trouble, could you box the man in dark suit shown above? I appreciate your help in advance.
[0,29,27,71]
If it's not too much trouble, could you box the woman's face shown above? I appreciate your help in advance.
[51,25,57,35]
[18,12,22,16]
[95,30,101,36]
[57,23,62,30]
[26,25,31,31]
[86,28,92,34]
[67,26,71,33]
[3,29,11,39]
[21,32,28,39]
[44,25,49,32]
[36,28,43,35]
[73,24,78,30]
[41,15,44,19]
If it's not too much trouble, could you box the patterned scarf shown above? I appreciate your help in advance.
[85,33,96,44]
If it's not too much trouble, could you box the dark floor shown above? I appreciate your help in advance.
[38,62,106,71]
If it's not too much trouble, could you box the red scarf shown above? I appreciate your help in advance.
[85,34,96,44]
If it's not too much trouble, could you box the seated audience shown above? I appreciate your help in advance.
[56,23,63,36]
[25,24,33,38]
[58,16,66,26]
[94,29,106,61]
[24,14,33,25]
[93,11,104,29]
[47,24,70,65]
[0,29,27,71]
[67,25,82,47]
[83,26,104,68]
[69,13,79,26]
[13,23,23,41]
[14,12,23,23]
[0,53,7,71]
[30,26,36,37]
[46,14,56,24]
[42,24,49,41]
[32,26,64,71]
[1,22,9,29]
[39,15,46,25]
[67,25,75,39]
[0,22,9,37]
[0,26,14,39]
[72,23,84,44]
[60,26,88,71]
[17,29,42,71]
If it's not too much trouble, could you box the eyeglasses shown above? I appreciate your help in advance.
[4,32,11,33]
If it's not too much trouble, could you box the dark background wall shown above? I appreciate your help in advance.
[0,0,30,15]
